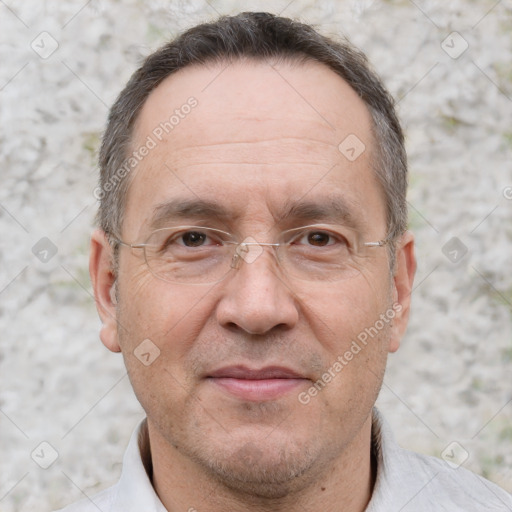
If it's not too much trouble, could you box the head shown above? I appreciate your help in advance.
[90,12,415,500]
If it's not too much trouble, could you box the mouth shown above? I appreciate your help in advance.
[206,365,309,401]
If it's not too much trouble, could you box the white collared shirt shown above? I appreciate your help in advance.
[56,409,512,511]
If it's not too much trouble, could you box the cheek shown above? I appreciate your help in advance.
[297,270,390,353]
[117,265,218,363]
[116,276,218,420]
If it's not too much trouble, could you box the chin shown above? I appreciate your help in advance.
[190,433,324,499]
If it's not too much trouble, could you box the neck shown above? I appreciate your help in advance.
[146,414,376,512]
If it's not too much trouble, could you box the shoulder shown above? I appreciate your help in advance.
[370,409,512,511]
[401,449,512,511]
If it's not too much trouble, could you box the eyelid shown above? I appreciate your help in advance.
[154,226,233,240]
[282,224,353,238]
[283,225,359,253]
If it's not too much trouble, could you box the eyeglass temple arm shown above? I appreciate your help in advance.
[364,240,387,247]
[110,236,148,250]
[364,233,396,247]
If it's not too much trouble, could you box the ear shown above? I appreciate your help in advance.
[89,229,121,353]
[388,230,416,353]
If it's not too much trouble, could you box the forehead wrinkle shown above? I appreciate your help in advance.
[172,136,338,151]
[163,137,340,168]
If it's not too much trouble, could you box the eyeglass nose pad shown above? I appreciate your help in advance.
[230,243,249,269]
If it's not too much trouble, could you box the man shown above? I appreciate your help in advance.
[59,12,512,512]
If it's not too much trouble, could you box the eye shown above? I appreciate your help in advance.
[294,230,344,247]
[155,229,224,252]
[179,231,209,247]
[304,231,333,246]
[148,227,229,260]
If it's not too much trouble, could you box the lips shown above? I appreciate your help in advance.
[208,365,304,380]
[206,365,308,401]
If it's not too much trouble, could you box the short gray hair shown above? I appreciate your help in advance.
[98,12,407,264]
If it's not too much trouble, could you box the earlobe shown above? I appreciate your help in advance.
[388,230,416,353]
[89,229,121,353]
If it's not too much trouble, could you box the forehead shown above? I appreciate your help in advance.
[124,59,384,237]
[135,58,372,147]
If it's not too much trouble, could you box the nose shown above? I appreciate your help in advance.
[215,247,299,335]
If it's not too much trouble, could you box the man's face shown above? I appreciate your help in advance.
[93,60,413,495]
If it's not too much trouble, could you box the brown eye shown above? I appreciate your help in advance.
[307,232,331,246]
[181,231,207,247]
[289,227,352,250]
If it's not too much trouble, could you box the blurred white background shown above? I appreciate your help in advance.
[0,0,511,510]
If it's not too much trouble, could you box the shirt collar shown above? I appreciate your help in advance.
[111,408,434,511]
[110,418,167,512]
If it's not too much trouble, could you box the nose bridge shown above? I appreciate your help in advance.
[230,239,279,271]
[217,242,299,335]
[232,242,286,294]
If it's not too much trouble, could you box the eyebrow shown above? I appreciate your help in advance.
[149,198,233,230]
[148,196,362,232]
[278,198,361,230]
